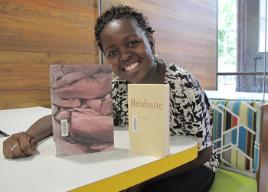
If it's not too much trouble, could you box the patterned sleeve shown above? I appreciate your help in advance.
[185,83,213,151]
[167,64,213,151]
[112,80,129,126]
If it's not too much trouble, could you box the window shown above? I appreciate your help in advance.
[216,0,268,101]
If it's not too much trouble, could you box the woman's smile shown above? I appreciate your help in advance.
[123,61,140,72]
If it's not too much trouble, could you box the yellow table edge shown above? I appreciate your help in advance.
[70,144,198,192]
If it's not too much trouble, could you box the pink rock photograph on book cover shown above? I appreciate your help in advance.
[50,64,114,156]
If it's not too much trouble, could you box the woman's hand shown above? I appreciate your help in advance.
[2,115,53,159]
[3,132,37,159]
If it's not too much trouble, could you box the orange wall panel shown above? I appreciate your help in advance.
[0,0,99,109]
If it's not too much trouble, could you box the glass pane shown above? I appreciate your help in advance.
[236,74,267,93]
[216,74,267,101]
[237,0,265,74]
[259,0,268,52]
[218,0,237,73]
[218,75,237,92]
[218,0,267,73]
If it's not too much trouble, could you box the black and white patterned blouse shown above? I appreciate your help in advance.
[112,63,218,172]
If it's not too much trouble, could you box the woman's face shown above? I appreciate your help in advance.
[100,18,154,83]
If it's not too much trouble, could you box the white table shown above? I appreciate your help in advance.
[0,107,198,192]
[0,107,51,135]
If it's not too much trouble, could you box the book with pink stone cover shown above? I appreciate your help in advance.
[50,64,114,156]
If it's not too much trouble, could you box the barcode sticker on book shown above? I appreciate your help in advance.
[60,119,69,137]
[132,116,139,132]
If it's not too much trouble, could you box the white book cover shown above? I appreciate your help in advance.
[128,84,170,158]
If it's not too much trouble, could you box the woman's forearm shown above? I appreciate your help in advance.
[26,115,53,142]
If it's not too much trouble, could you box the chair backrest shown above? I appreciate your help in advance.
[209,99,262,177]
[259,104,268,192]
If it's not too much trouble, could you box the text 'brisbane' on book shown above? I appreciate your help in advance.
[50,64,114,157]
[128,84,170,158]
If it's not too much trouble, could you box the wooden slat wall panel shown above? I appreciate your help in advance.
[103,0,217,90]
[0,0,99,109]
[0,0,217,109]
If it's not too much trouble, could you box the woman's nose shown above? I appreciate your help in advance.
[120,49,132,62]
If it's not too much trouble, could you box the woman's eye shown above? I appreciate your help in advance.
[128,40,139,48]
[107,51,118,58]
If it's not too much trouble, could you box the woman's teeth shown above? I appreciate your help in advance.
[125,62,139,71]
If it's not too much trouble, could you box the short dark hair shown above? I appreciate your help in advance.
[95,5,155,52]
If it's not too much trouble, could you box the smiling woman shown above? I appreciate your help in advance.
[3,4,218,192]
[95,5,218,192]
